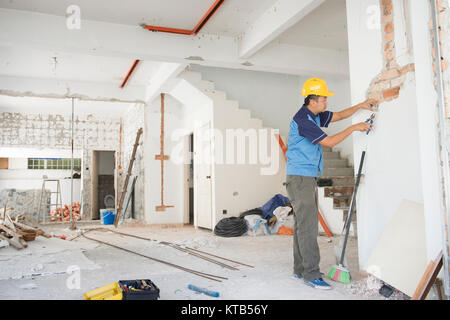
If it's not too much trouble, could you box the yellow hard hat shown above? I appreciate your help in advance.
[301,78,335,97]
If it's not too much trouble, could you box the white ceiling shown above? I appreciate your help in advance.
[0,46,162,86]
[0,0,350,115]
[276,0,348,51]
[0,0,278,37]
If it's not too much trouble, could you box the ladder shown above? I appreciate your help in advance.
[38,179,63,223]
[114,128,143,227]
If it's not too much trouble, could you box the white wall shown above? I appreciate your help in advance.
[409,0,444,263]
[189,64,355,165]
[143,92,212,225]
[346,0,425,268]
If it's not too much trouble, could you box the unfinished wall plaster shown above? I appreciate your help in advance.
[0,111,121,219]
[432,0,450,295]
[434,0,450,114]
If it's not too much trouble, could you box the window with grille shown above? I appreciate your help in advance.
[27,158,81,170]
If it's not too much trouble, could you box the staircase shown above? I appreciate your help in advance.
[178,70,271,135]
[174,69,285,226]
[320,147,357,234]
[176,68,358,235]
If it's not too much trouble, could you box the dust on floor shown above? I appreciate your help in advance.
[0,221,405,300]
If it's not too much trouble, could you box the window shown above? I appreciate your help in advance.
[28,158,81,170]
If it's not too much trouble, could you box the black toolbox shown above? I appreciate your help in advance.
[118,279,160,300]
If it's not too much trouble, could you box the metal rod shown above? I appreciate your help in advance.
[160,242,238,270]
[81,232,226,282]
[79,228,240,270]
[430,0,450,297]
[182,246,255,268]
[69,228,254,270]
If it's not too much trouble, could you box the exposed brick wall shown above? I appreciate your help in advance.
[367,0,415,102]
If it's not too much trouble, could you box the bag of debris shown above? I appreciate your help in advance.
[270,206,294,234]
[244,215,270,236]
[261,194,291,221]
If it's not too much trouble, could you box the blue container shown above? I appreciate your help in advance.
[101,210,115,225]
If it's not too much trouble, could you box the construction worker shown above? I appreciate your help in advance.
[286,77,377,290]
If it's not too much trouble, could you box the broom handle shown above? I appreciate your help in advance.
[339,151,366,266]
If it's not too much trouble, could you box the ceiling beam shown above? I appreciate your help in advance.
[0,75,146,103]
[238,0,326,59]
[145,62,187,103]
[0,8,348,79]
[0,8,237,65]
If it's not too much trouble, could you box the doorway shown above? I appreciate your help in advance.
[91,150,116,220]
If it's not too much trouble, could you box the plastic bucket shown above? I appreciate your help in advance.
[100,209,115,225]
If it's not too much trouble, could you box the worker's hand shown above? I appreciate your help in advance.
[352,122,373,132]
[359,98,378,111]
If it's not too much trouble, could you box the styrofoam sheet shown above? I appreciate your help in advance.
[364,200,428,297]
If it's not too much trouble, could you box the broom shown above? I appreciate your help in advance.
[327,151,366,284]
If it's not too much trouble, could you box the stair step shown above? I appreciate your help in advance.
[322,147,332,152]
[236,108,251,119]
[322,167,354,177]
[321,176,355,187]
[333,196,351,209]
[324,159,349,168]
[343,210,357,222]
[219,100,239,113]
[324,186,354,197]
[197,80,216,91]
[249,118,263,128]
[204,91,227,101]
[180,71,202,83]
[323,151,340,159]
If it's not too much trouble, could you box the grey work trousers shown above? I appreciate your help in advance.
[286,175,321,281]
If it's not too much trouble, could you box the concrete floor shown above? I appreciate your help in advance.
[0,221,403,300]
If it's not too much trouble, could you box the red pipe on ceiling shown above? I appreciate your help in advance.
[121,0,225,88]
[142,0,225,35]
[120,59,141,89]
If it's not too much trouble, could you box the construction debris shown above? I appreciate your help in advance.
[0,210,52,250]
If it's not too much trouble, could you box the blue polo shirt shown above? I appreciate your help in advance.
[286,105,333,177]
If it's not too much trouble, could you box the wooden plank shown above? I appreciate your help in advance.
[12,221,52,238]
[0,233,23,250]
[0,224,27,248]
[411,251,443,300]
